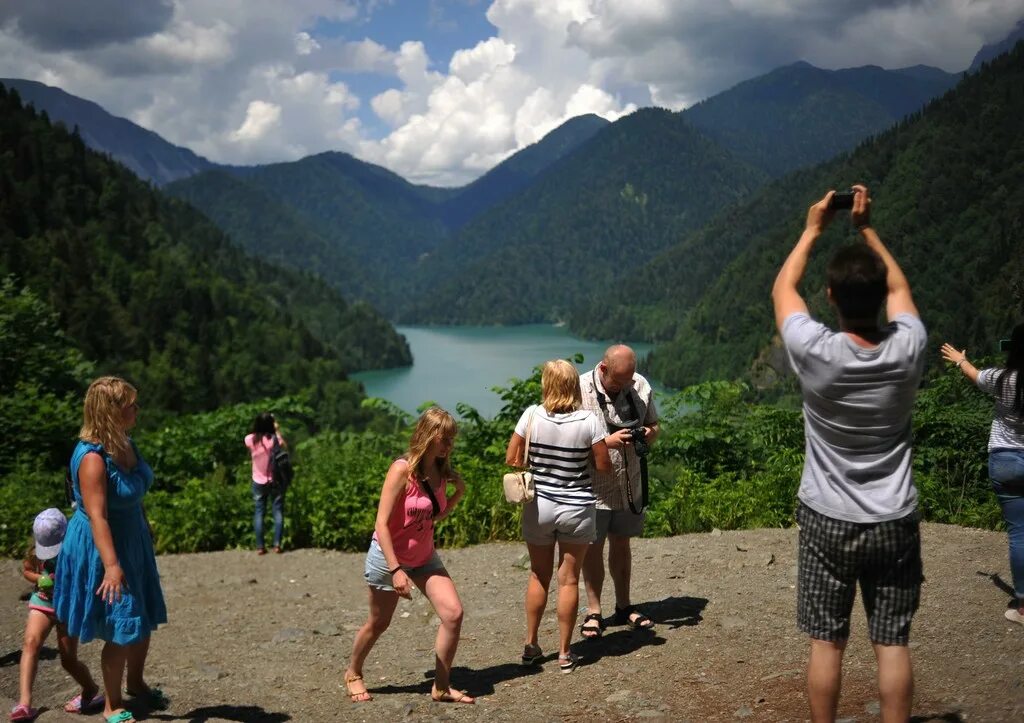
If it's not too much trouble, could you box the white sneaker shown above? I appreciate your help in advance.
[1004,608,1024,625]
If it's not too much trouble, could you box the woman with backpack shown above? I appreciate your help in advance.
[245,412,287,555]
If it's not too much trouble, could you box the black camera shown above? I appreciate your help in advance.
[829,190,856,210]
[629,427,649,458]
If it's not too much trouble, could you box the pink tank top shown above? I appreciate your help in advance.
[373,473,447,567]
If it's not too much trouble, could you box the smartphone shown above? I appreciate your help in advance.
[1000,339,1011,352]
[829,190,856,210]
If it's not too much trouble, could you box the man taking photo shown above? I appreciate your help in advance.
[772,185,927,723]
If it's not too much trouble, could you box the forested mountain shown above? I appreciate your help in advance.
[399,108,769,324]
[0,78,217,185]
[681,62,959,176]
[437,113,609,228]
[622,41,1024,389]
[0,83,410,417]
[970,21,1024,70]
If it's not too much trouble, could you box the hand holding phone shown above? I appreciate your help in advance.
[829,190,856,210]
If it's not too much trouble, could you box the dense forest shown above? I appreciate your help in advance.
[0,83,411,420]
[594,41,1024,389]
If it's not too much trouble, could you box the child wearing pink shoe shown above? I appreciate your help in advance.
[10,509,102,722]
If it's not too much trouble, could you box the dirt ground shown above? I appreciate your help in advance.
[2,524,1023,722]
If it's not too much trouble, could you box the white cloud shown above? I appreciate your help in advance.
[230,100,281,141]
[0,0,1021,185]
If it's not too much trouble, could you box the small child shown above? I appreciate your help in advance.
[10,509,103,722]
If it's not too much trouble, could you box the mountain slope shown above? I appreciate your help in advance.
[1,78,217,185]
[438,113,610,228]
[643,41,1024,388]
[681,62,959,176]
[0,82,409,415]
[400,108,770,325]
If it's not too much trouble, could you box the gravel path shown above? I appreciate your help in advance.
[3,524,1023,722]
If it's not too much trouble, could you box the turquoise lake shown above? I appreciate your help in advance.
[352,325,654,418]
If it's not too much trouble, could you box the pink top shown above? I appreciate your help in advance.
[245,433,283,484]
[373,467,447,568]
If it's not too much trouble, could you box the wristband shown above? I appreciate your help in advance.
[389,565,403,575]
[956,359,967,368]
[856,223,871,232]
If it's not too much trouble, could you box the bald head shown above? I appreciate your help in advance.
[599,344,637,394]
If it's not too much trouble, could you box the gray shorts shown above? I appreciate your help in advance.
[364,539,446,591]
[592,507,645,544]
[521,496,596,546]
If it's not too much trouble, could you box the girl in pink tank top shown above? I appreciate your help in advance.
[344,408,475,706]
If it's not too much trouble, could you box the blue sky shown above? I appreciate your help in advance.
[1,0,1021,186]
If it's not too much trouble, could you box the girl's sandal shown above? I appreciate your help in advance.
[9,704,39,722]
[345,674,372,702]
[614,605,654,630]
[64,692,105,714]
[431,686,475,704]
[105,711,136,723]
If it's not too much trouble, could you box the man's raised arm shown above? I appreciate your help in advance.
[851,184,919,321]
[772,191,835,332]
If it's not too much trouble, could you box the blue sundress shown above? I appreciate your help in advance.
[54,440,167,644]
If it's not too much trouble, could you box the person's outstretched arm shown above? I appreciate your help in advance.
[772,190,835,331]
[851,184,918,321]
[940,343,980,383]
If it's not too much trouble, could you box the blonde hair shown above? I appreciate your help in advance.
[79,376,137,461]
[405,407,458,481]
[542,359,582,414]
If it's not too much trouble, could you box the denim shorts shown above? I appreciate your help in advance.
[363,539,446,591]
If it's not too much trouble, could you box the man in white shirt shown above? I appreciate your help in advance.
[772,185,927,723]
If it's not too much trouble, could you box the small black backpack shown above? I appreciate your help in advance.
[270,438,294,491]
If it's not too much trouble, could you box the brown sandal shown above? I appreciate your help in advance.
[431,686,475,704]
[345,674,371,702]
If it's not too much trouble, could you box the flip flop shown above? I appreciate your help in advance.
[580,612,605,639]
[105,711,135,723]
[344,674,372,702]
[9,704,38,722]
[431,687,475,704]
[65,691,105,713]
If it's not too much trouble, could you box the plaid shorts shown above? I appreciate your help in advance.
[797,502,922,646]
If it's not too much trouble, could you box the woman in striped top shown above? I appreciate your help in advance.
[942,323,1024,624]
[506,359,611,672]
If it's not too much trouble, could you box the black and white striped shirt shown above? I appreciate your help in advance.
[515,405,606,507]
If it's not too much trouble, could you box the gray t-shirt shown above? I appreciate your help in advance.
[782,312,927,523]
[976,368,1024,450]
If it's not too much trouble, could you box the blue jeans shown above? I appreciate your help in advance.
[990,449,1024,599]
[252,481,284,549]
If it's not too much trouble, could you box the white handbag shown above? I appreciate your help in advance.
[502,408,535,504]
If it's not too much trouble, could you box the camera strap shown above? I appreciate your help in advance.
[592,371,648,514]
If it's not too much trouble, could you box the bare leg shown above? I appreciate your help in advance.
[873,642,913,723]
[555,542,588,657]
[17,610,54,707]
[100,642,130,718]
[524,542,554,648]
[56,627,100,702]
[345,586,399,701]
[808,637,846,723]
[124,635,151,694]
[582,536,606,616]
[414,570,473,703]
[607,533,633,608]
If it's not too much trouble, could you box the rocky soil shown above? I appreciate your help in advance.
[3,524,1023,722]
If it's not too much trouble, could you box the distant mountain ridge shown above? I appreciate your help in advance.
[0,78,217,185]
[681,61,959,176]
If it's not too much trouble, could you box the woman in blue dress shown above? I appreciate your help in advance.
[54,376,168,723]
